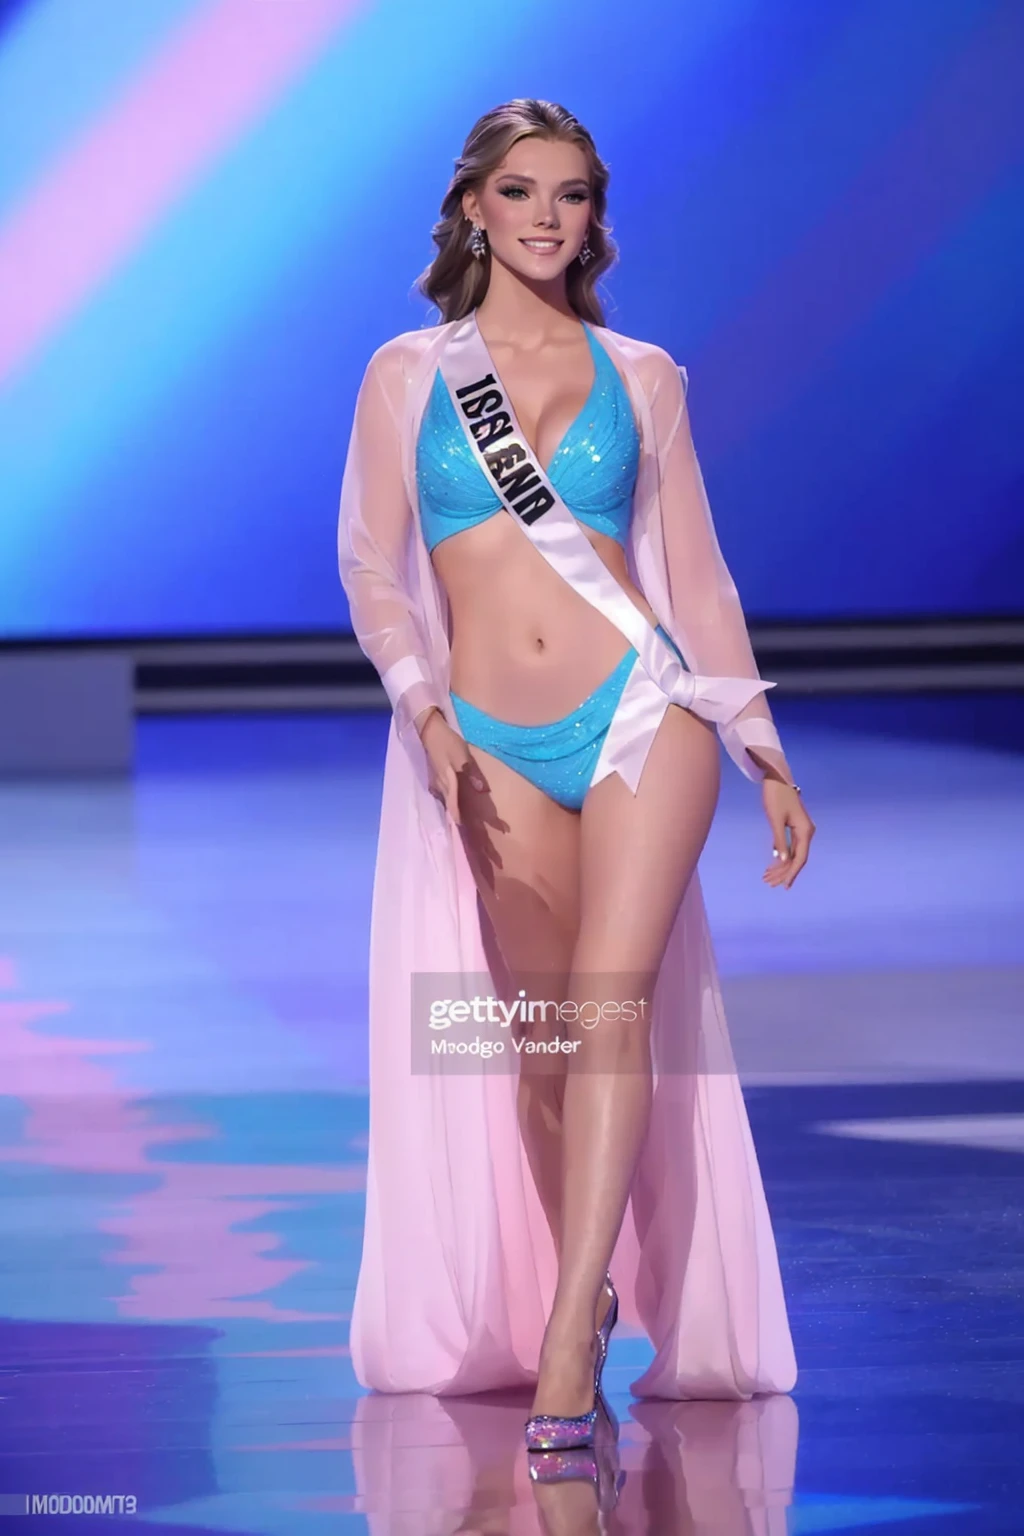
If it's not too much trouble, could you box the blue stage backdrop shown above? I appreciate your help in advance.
[1,0,1021,640]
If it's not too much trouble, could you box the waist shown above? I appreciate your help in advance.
[446,607,684,725]
[449,623,683,705]
[435,528,661,711]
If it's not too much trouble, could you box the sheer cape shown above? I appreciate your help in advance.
[338,317,797,1399]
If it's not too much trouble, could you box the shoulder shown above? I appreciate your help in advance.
[360,321,453,401]
[591,325,689,399]
[369,321,449,369]
[371,320,449,359]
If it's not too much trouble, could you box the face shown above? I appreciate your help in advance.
[462,135,593,282]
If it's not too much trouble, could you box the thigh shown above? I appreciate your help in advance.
[576,705,721,974]
[457,741,581,978]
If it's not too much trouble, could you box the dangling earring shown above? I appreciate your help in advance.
[470,222,488,259]
[578,231,593,266]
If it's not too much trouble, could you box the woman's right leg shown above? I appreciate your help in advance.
[456,741,581,1259]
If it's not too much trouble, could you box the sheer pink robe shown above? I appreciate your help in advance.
[337,317,797,1400]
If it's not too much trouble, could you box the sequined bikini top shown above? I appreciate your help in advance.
[415,322,640,554]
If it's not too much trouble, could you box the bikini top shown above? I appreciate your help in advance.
[415,322,640,554]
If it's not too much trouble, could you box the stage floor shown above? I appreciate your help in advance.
[0,695,1021,1533]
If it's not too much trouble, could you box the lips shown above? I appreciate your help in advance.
[519,238,563,253]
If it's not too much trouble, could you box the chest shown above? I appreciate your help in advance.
[485,335,598,473]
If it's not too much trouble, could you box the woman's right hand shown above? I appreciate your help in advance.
[416,707,486,826]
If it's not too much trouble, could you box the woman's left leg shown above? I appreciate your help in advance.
[529,702,721,1418]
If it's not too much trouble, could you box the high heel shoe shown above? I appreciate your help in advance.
[525,1331,599,1451]
[524,1402,598,1453]
[525,1279,619,1453]
[528,1407,625,1519]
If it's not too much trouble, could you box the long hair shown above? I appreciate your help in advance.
[417,99,617,325]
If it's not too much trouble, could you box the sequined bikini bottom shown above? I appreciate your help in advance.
[449,624,685,812]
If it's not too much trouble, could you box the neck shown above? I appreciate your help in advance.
[472,255,581,346]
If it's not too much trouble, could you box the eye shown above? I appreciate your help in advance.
[498,184,529,199]
[562,190,590,203]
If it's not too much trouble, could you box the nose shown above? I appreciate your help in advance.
[534,202,559,229]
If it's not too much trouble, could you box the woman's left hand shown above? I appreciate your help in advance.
[761,779,815,888]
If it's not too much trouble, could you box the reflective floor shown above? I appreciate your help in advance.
[0,694,1022,1533]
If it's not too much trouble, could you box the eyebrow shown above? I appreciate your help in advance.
[494,173,590,188]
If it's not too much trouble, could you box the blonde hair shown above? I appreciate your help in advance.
[417,99,617,324]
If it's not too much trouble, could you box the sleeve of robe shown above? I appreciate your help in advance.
[337,340,447,749]
[639,346,794,785]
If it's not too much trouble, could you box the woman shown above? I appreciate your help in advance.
[337,100,814,1451]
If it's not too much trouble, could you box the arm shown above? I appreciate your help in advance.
[644,348,794,786]
[337,344,447,747]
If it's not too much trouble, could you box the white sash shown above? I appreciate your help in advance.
[437,314,773,794]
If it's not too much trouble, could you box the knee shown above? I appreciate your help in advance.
[572,933,667,980]
[567,952,661,1012]
[566,986,655,1073]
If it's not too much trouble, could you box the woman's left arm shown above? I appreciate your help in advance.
[642,347,814,887]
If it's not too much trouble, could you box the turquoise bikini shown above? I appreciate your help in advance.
[417,322,638,553]
[416,323,684,811]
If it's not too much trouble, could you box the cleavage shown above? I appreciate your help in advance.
[502,350,596,474]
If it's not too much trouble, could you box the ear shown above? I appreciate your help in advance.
[461,188,480,225]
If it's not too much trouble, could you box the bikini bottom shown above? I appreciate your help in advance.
[449,624,685,813]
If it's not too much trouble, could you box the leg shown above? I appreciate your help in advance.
[456,742,580,1256]
[531,704,721,1417]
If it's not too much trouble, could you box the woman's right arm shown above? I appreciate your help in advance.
[336,343,482,821]
[337,344,448,746]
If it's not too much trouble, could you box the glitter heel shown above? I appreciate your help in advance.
[528,1409,625,1518]
[526,1278,619,1453]
[524,1403,598,1453]
[594,1274,619,1432]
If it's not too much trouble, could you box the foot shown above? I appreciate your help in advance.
[531,1316,599,1420]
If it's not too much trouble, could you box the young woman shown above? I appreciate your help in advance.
[337,100,813,1454]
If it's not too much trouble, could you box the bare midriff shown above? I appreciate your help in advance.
[430,512,660,726]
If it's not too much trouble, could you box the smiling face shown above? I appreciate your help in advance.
[461,134,593,283]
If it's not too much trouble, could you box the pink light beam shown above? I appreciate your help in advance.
[0,0,364,386]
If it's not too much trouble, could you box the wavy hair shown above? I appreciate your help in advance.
[417,99,617,325]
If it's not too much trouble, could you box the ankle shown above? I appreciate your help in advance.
[543,1305,599,1351]
[553,1278,609,1326]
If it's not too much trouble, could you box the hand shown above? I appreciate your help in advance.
[417,707,486,827]
[761,778,814,889]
